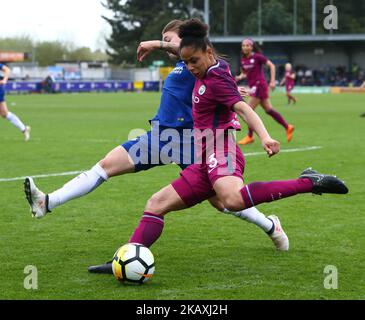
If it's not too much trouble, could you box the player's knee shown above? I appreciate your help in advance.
[99,156,120,177]
[265,108,273,114]
[222,194,244,212]
[208,198,225,212]
[0,110,7,118]
[145,192,165,215]
[99,157,110,171]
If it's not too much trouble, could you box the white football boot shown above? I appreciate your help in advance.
[267,215,289,251]
[24,177,49,218]
[23,126,31,142]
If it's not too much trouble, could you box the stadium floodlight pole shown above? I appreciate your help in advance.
[312,0,316,35]
[204,0,210,29]
[293,0,297,35]
[258,0,262,36]
[224,0,228,36]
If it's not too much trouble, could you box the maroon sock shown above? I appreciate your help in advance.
[240,179,313,209]
[247,128,254,138]
[266,109,289,129]
[129,212,164,248]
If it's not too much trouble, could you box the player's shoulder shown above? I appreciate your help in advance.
[254,52,267,60]
[206,59,232,79]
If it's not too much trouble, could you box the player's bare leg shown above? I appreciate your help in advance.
[213,176,289,250]
[208,195,288,250]
[24,146,135,218]
[261,99,294,142]
[0,102,30,141]
[89,184,188,274]
[286,92,297,105]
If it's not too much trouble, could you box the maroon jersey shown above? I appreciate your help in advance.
[240,53,268,87]
[285,71,295,89]
[192,59,242,131]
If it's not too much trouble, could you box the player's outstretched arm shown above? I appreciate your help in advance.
[234,68,246,82]
[237,86,249,98]
[0,65,10,85]
[137,40,180,62]
[233,101,280,157]
[266,60,276,91]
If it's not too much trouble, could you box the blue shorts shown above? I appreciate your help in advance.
[0,85,5,102]
[122,126,195,172]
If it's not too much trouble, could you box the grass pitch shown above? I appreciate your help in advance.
[0,91,364,300]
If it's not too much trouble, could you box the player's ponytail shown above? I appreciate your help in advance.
[253,41,263,54]
[179,18,214,53]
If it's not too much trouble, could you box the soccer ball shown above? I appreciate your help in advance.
[112,243,155,284]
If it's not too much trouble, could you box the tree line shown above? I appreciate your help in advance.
[0,36,108,67]
[103,0,365,66]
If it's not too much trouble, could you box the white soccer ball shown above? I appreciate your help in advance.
[112,243,155,284]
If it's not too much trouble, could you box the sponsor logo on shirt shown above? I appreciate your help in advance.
[173,66,184,74]
[243,64,254,70]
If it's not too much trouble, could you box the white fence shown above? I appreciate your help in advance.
[9,66,161,82]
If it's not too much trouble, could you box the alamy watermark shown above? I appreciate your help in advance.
[24,265,38,290]
[323,265,338,289]
[126,121,239,176]
[323,5,338,30]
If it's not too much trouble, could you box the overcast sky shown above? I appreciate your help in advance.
[1,0,113,51]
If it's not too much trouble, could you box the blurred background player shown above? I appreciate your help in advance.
[280,63,297,105]
[0,63,31,141]
[235,39,294,145]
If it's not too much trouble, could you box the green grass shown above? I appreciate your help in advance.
[0,92,364,300]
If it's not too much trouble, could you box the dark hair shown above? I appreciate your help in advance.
[242,38,262,56]
[253,41,262,54]
[178,18,213,53]
[162,20,184,35]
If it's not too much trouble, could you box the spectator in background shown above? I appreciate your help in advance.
[353,72,364,87]
[42,75,56,93]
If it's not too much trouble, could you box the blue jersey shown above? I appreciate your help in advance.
[0,63,5,102]
[0,63,4,80]
[150,61,195,128]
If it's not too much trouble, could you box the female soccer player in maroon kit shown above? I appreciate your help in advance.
[121,19,348,252]
[280,63,297,105]
[235,39,294,145]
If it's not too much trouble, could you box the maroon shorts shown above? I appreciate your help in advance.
[250,81,269,100]
[286,84,294,93]
[171,143,245,207]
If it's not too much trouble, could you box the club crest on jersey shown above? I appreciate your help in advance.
[250,59,255,64]
[198,85,206,95]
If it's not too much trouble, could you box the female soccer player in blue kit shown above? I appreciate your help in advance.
[0,63,31,141]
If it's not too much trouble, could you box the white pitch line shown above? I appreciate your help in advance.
[0,171,84,182]
[245,145,322,157]
[0,146,322,183]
